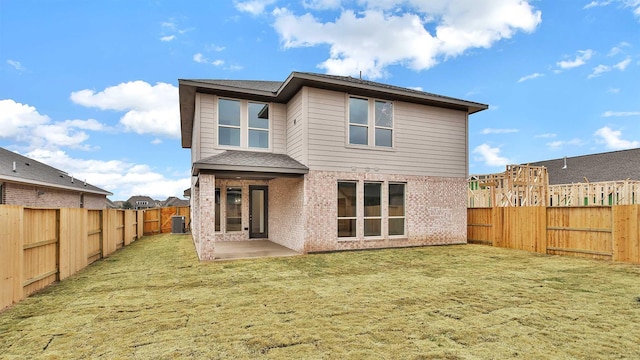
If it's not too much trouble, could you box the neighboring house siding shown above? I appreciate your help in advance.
[2,182,105,209]
[82,194,107,209]
[305,87,468,178]
[286,89,306,164]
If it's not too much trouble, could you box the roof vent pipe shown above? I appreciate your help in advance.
[71,176,74,183]
[12,161,16,172]
[562,156,567,169]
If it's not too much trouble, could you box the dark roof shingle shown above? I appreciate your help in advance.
[0,147,111,195]
[529,148,640,185]
[194,150,308,175]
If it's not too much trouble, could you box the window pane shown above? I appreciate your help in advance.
[249,129,269,148]
[389,183,405,216]
[375,128,392,147]
[219,99,240,126]
[364,219,381,237]
[226,187,242,232]
[375,100,393,127]
[338,219,356,237]
[364,183,381,217]
[337,182,357,217]
[215,188,221,232]
[349,97,368,125]
[249,103,269,129]
[389,218,405,236]
[349,125,368,145]
[219,127,240,146]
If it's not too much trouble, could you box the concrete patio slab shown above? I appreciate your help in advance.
[214,240,300,261]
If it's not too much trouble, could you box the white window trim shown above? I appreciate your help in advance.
[345,95,395,150]
[216,97,272,151]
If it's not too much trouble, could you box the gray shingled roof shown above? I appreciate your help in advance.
[528,148,640,185]
[0,147,111,195]
[193,150,308,175]
[187,79,282,93]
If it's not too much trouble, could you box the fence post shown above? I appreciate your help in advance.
[491,206,502,247]
[137,210,144,239]
[0,205,24,310]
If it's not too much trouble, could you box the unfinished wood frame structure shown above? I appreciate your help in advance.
[468,165,548,207]
[469,165,640,207]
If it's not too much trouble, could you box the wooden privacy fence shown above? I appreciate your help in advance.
[468,205,640,264]
[0,205,144,311]
[142,206,190,235]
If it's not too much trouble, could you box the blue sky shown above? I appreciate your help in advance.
[1,0,639,200]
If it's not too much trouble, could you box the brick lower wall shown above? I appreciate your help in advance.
[269,177,305,252]
[2,182,106,209]
[303,170,467,253]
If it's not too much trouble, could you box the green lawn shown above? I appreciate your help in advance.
[1,234,639,359]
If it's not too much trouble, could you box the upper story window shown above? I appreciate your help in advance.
[348,97,393,148]
[218,98,270,149]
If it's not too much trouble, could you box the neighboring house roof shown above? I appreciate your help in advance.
[179,71,489,148]
[0,147,111,196]
[126,195,158,207]
[163,196,190,207]
[193,150,309,176]
[528,148,640,185]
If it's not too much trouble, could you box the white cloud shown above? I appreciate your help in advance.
[556,49,594,69]
[614,57,632,70]
[236,0,277,15]
[303,0,341,10]
[607,87,621,94]
[472,144,511,167]
[70,81,180,138]
[588,64,611,78]
[546,138,584,149]
[535,133,557,138]
[481,128,519,134]
[0,99,50,138]
[7,59,25,71]
[584,0,640,19]
[608,41,631,56]
[272,1,541,79]
[25,149,190,200]
[594,126,640,149]
[193,53,207,63]
[0,99,109,150]
[518,72,543,83]
[602,110,640,117]
[151,138,163,145]
[584,1,613,9]
[160,35,175,42]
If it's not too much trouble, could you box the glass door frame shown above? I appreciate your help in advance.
[249,185,268,238]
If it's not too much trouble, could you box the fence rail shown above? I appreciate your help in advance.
[468,205,640,264]
[1,205,191,311]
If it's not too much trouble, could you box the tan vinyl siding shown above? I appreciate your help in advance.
[199,94,217,160]
[192,93,201,164]
[271,103,286,154]
[306,88,468,178]
[286,90,306,164]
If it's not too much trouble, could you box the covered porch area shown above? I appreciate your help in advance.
[191,150,308,260]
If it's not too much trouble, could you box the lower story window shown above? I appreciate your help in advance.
[337,182,357,237]
[364,182,381,237]
[388,183,405,236]
[337,181,406,238]
[226,187,242,231]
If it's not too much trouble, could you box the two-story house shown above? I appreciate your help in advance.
[179,72,487,260]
